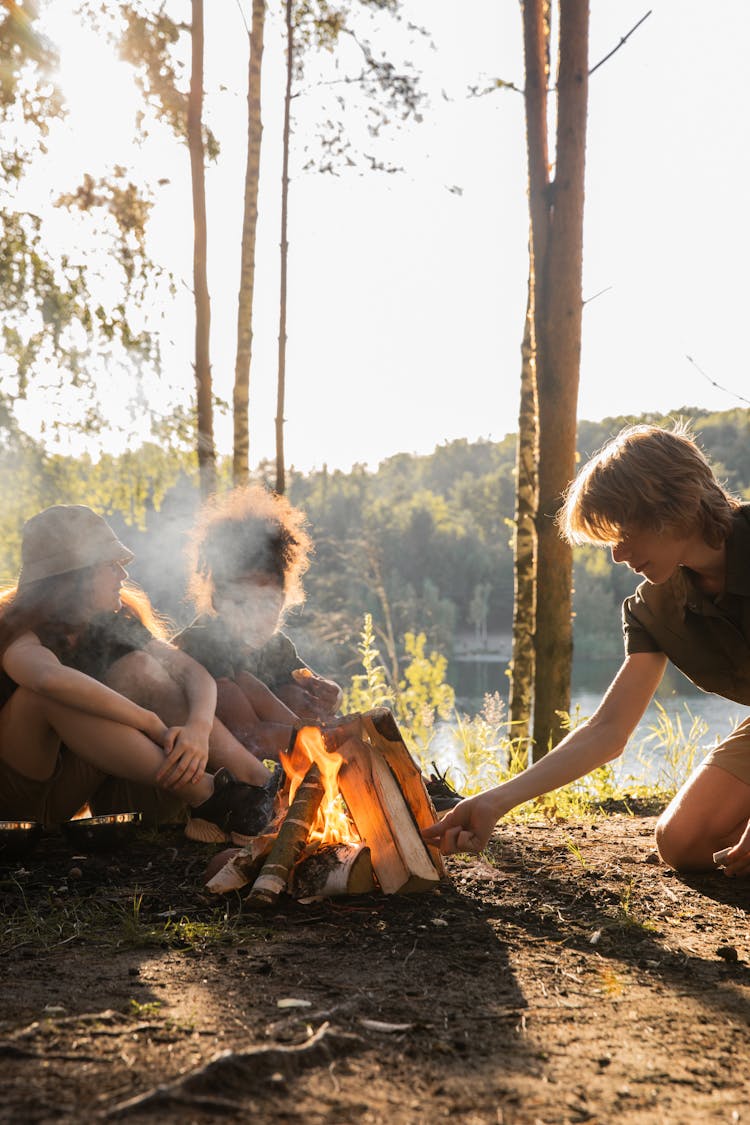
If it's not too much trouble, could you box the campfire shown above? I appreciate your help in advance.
[206,708,445,903]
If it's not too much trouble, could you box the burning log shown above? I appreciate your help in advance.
[247,764,325,907]
[336,736,440,894]
[291,843,375,900]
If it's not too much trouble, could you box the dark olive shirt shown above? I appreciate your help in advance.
[172,614,305,688]
[623,504,750,705]
[0,607,152,709]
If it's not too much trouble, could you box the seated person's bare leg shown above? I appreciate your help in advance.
[215,676,295,763]
[105,651,271,785]
[234,670,298,725]
[0,687,213,806]
[655,762,750,871]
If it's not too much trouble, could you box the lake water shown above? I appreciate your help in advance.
[437,657,750,786]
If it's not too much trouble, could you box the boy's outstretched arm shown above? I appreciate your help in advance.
[423,653,667,855]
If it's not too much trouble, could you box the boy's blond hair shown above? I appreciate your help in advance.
[559,422,740,549]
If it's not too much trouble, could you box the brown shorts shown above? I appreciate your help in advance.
[90,778,186,827]
[702,715,750,785]
[0,752,186,828]
[0,751,105,827]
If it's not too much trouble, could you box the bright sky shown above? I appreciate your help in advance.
[15,1,750,472]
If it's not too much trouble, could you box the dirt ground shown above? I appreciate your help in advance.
[2,807,750,1125]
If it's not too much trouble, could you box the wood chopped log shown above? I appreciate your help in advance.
[246,764,324,907]
[363,707,446,877]
[205,834,276,893]
[291,842,375,900]
[336,736,440,894]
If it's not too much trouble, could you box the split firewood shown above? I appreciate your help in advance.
[368,746,441,891]
[205,833,276,894]
[291,843,375,900]
[336,736,440,894]
[246,764,325,907]
[363,707,446,876]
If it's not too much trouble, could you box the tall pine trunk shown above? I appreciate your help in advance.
[507,276,538,760]
[275,0,293,495]
[232,0,266,486]
[531,0,589,756]
[510,0,549,756]
[188,0,216,497]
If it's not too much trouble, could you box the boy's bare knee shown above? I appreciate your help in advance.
[655,814,712,872]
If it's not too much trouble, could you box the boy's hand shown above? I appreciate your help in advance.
[422,791,507,855]
[715,817,750,876]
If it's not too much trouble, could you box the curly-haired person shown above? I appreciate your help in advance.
[173,486,343,761]
[425,423,750,875]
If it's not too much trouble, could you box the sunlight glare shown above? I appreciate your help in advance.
[47,15,140,167]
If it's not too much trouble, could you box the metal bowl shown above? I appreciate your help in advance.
[0,820,43,858]
[62,812,142,851]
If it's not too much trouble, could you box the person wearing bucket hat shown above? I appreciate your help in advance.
[0,504,289,843]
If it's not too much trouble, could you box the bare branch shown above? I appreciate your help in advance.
[589,10,652,78]
[685,355,750,409]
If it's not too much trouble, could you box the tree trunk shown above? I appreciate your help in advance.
[511,0,549,757]
[232,0,266,486]
[507,276,538,760]
[275,0,293,495]
[188,0,216,497]
[531,0,589,756]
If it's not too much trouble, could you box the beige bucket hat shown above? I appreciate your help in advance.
[18,505,134,587]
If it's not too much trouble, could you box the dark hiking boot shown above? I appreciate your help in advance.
[425,763,464,813]
[185,767,282,845]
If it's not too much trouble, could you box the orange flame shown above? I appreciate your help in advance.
[281,726,360,846]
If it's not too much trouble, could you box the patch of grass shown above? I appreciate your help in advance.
[127,998,163,1018]
[613,876,658,935]
[564,837,587,868]
[0,872,275,957]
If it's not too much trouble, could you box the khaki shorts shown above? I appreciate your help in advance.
[0,752,186,828]
[0,750,105,827]
[90,778,186,827]
[702,715,750,785]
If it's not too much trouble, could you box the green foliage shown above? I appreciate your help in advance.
[0,3,168,432]
[395,631,455,753]
[116,3,219,159]
[342,613,395,714]
[636,701,708,795]
[440,692,526,794]
[343,614,455,761]
[0,404,198,581]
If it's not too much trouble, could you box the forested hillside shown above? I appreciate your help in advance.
[1,404,748,680]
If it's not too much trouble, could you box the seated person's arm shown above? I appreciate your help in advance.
[143,639,220,782]
[3,632,167,744]
[234,669,298,725]
[216,674,296,760]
